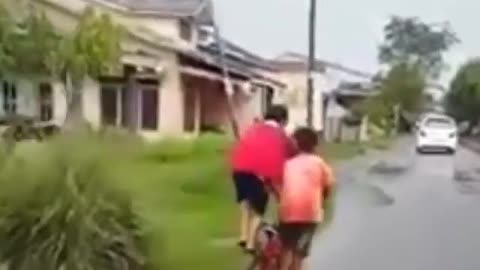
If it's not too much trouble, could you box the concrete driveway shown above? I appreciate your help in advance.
[310,137,480,270]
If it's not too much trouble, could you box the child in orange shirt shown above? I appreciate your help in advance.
[278,127,334,270]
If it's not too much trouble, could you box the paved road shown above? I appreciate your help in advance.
[310,137,480,270]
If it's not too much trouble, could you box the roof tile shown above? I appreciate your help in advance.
[102,0,203,14]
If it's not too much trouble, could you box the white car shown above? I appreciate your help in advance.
[416,115,458,154]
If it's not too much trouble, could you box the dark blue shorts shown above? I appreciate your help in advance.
[232,171,269,215]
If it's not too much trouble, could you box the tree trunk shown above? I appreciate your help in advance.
[63,74,86,131]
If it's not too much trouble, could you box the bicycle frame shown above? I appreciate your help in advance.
[246,223,282,270]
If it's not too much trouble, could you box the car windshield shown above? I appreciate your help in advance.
[425,118,454,129]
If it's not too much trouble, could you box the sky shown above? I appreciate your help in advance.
[213,0,480,85]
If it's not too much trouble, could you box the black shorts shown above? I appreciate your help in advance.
[232,171,269,215]
[278,223,317,257]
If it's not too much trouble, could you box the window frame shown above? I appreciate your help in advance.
[39,82,54,121]
[179,19,193,41]
[140,85,159,131]
[2,81,17,115]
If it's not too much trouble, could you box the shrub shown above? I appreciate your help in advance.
[0,135,148,270]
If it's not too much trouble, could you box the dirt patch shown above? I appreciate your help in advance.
[342,182,395,207]
[454,169,480,182]
[454,169,480,195]
[369,160,409,175]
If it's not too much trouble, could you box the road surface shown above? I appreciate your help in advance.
[310,137,480,270]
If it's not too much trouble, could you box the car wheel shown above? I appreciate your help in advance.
[447,148,456,155]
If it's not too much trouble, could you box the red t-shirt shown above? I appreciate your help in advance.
[230,121,295,187]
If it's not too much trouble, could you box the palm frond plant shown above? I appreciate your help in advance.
[0,135,148,270]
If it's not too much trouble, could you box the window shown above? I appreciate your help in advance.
[121,86,129,127]
[179,19,193,41]
[261,86,274,115]
[425,117,455,129]
[141,87,158,130]
[39,83,53,121]
[100,85,119,126]
[2,81,17,115]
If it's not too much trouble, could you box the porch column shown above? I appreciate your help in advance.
[194,88,201,134]
[116,89,122,126]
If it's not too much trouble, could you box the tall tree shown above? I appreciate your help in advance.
[10,10,60,79]
[381,63,426,113]
[379,16,459,78]
[0,3,61,79]
[364,63,426,133]
[445,59,480,133]
[50,7,122,128]
[0,3,15,77]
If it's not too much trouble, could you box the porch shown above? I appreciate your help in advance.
[179,54,278,135]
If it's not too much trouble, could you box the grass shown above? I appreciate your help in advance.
[109,134,241,270]
[122,134,392,270]
[321,135,395,162]
[321,142,366,162]
[3,132,394,270]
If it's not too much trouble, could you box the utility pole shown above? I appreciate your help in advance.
[306,0,317,128]
[201,1,240,138]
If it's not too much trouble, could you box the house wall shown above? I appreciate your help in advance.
[16,80,38,117]
[233,90,259,134]
[82,79,102,128]
[275,71,325,134]
[52,82,68,126]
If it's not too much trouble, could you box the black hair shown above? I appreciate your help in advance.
[264,105,288,124]
[293,127,318,153]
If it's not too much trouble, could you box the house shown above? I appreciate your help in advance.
[2,0,284,139]
[268,53,327,134]
[269,52,376,138]
[325,81,379,142]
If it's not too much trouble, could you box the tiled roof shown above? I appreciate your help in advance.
[272,52,373,78]
[196,27,275,70]
[100,0,202,14]
[332,81,380,97]
[183,44,284,87]
[196,38,287,87]
[93,0,213,22]
[199,42,275,71]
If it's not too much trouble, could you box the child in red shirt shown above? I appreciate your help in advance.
[230,105,295,253]
[278,127,334,270]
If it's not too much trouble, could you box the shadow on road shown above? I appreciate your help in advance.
[453,169,480,195]
[339,181,395,207]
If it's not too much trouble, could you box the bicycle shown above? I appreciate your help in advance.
[245,222,282,270]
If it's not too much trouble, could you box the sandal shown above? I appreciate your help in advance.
[237,240,247,249]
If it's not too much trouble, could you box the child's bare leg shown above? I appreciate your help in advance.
[246,212,261,251]
[280,248,294,270]
[291,253,304,270]
[239,201,250,245]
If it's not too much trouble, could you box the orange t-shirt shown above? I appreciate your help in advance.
[279,154,334,223]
